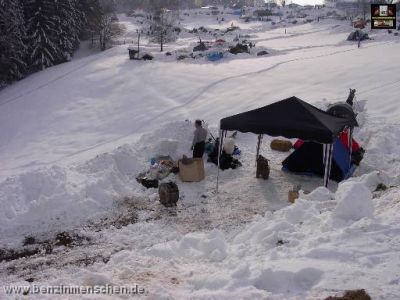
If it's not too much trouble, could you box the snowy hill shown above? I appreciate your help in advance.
[1,9,400,299]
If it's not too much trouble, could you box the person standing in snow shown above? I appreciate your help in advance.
[191,120,208,158]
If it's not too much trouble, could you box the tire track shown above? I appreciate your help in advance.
[0,40,396,172]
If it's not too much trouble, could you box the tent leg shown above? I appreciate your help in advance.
[255,134,263,167]
[216,129,224,193]
[323,144,333,188]
[348,128,353,167]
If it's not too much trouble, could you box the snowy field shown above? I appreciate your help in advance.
[1,8,400,299]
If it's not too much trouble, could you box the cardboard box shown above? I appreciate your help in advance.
[178,158,205,182]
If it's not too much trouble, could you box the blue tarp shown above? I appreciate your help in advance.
[207,52,223,61]
[282,139,357,182]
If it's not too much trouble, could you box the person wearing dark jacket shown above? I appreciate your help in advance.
[192,120,208,158]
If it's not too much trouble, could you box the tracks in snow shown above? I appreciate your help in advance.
[0,40,397,173]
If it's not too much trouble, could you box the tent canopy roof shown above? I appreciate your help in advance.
[220,96,358,144]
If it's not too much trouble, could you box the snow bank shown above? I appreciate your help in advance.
[252,267,323,295]
[333,181,373,222]
[148,229,227,262]
[0,122,195,246]
[346,170,390,192]
[301,186,333,201]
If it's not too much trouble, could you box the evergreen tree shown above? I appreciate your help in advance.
[0,0,27,83]
[24,0,61,70]
[1,0,111,83]
[53,0,85,61]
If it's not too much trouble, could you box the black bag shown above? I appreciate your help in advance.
[136,177,159,188]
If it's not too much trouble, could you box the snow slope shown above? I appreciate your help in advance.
[1,9,400,299]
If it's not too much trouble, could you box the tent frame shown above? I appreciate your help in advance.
[216,128,336,192]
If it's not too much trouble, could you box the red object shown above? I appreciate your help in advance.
[293,130,360,152]
[294,139,304,149]
[339,130,360,152]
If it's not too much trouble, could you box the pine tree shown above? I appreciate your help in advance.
[0,0,27,83]
[23,0,61,71]
[53,0,84,61]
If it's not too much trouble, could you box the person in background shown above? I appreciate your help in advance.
[192,120,208,158]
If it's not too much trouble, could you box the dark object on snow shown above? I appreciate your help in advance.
[256,155,270,179]
[193,42,208,52]
[226,26,239,33]
[327,102,356,119]
[177,55,187,60]
[208,138,242,170]
[324,289,371,300]
[257,50,269,56]
[165,52,172,56]
[229,43,249,54]
[23,236,36,246]
[136,176,159,188]
[55,232,73,246]
[142,53,153,60]
[375,183,387,191]
[347,30,369,41]
[159,182,179,207]
[0,247,40,263]
[282,140,356,182]
[352,147,365,165]
[345,88,356,106]
[346,89,356,106]
[270,139,293,152]
[128,49,139,60]
[220,96,358,144]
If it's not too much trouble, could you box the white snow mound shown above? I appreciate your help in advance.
[333,182,373,222]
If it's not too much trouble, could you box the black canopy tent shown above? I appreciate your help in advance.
[216,96,358,190]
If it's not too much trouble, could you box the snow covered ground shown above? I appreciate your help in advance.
[1,8,400,299]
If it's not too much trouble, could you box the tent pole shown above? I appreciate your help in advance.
[324,144,333,188]
[216,128,224,193]
[256,134,263,167]
[323,144,328,186]
[327,144,333,186]
[348,128,353,167]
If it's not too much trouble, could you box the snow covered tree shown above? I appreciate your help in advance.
[53,0,85,61]
[0,0,27,83]
[23,0,61,71]
[23,0,87,70]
